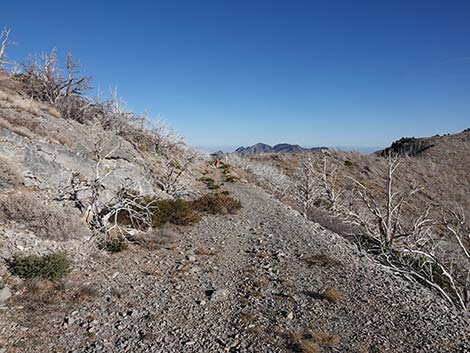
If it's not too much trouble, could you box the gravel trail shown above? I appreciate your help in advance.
[1,182,469,353]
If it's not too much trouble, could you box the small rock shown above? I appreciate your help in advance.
[186,255,196,262]
[0,287,12,305]
[210,289,229,302]
[286,312,294,320]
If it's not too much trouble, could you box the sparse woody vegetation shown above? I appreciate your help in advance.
[9,252,71,280]
[234,150,470,313]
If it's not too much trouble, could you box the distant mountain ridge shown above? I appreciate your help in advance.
[235,143,328,155]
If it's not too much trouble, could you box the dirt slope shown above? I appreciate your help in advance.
[1,173,468,353]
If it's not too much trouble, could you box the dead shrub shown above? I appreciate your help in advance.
[0,192,89,240]
[192,193,241,215]
[70,284,99,302]
[130,226,178,249]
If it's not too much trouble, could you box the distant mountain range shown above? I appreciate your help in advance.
[235,143,328,155]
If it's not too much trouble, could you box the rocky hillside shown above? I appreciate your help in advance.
[376,129,470,157]
[1,169,469,352]
[235,143,327,155]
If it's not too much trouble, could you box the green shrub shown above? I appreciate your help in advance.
[151,199,201,227]
[99,237,128,253]
[224,174,239,183]
[344,160,353,167]
[198,176,220,190]
[313,198,334,210]
[192,194,241,215]
[9,252,71,280]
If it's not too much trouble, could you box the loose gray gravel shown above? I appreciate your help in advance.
[1,182,469,353]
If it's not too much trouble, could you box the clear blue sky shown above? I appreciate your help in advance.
[2,0,470,150]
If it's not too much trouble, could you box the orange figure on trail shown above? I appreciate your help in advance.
[214,159,221,168]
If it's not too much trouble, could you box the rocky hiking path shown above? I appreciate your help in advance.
[1,181,469,353]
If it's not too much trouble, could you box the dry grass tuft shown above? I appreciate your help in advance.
[0,156,23,188]
[322,287,345,302]
[0,116,35,138]
[295,340,321,353]
[309,330,341,346]
[288,331,321,353]
[0,192,89,240]
[302,254,343,268]
[287,328,341,352]
[0,89,60,117]
[14,279,99,314]
[130,226,178,249]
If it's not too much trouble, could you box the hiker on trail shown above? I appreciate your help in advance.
[215,159,221,168]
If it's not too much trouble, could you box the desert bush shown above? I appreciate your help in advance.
[198,176,220,190]
[151,199,200,227]
[9,252,71,280]
[224,174,239,183]
[98,237,128,253]
[0,192,89,240]
[192,193,241,215]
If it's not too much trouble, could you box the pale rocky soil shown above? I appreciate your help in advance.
[1,172,469,353]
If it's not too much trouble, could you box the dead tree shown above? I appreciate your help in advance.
[250,162,291,197]
[343,154,434,249]
[292,154,320,216]
[443,208,470,259]
[0,26,14,69]
[319,151,343,210]
[146,146,196,197]
[21,49,90,104]
[335,154,470,311]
